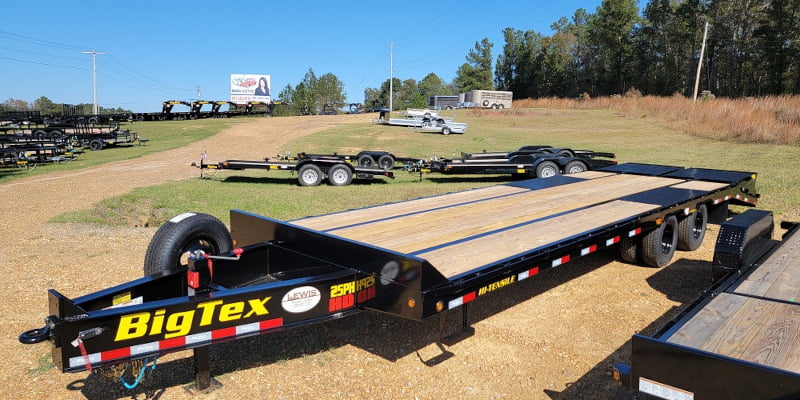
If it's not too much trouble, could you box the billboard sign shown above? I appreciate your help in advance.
[230,74,271,103]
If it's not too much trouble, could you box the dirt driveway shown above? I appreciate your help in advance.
[2,114,714,399]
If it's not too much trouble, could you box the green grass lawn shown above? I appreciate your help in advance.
[51,108,800,227]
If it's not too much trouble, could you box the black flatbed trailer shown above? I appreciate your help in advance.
[194,153,395,186]
[414,145,617,179]
[613,209,800,399]
[21,163,759,392]
[295,150,419,170]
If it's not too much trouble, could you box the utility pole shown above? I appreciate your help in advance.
[692,22,709,102]
[389,42,393,113]
[196,85,202,100]
[82,50,106,115]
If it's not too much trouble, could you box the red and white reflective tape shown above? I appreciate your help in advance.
[552,255,571,267]
[714,194,733,205]
[517,267,540,281]
[447,227,642,310]
[68,318,284,369]
[448,292,476,310]
[581,244,598,256]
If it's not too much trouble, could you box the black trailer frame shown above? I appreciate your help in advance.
[21,163,760,392]
[614,210,800,399]
[194,153,395,186]
[412,145,617,179]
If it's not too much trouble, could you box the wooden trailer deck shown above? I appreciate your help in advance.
[294,170,729,279]
[666,226,800,374]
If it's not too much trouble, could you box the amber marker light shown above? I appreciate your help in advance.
[407,298,417,308]
[436,301,444,312]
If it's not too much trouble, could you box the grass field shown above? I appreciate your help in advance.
[51,105,800,228]
[0,118,252,184]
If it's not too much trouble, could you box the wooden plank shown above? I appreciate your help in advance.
[313,175,681,257]
[668,293,800,373]
[418,200,660,277]
[295,184,530,231]
[295,171,618,231]
[734,229,800,303]
[667,293,751,349]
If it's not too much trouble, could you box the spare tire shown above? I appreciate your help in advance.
[143,213,232,276]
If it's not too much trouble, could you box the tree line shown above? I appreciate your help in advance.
[366,0,799,107]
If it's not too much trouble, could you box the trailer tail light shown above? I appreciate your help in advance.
[407,298,416,308]
[436,301,444,312]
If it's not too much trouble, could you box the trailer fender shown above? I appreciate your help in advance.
[143,213,233,276]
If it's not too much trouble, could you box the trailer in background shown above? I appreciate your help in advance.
[193,151,396,186]
[459,90,513,109]
[411,145,617,178]
[373,109,468,134]
[429,95,459,110]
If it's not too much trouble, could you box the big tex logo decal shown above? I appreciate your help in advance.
[115,297,271,341]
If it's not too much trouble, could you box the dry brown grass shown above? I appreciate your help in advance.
[514,95,800,145]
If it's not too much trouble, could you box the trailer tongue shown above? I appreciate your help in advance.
[20,163,759,392]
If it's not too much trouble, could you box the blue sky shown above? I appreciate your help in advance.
[1,0,602,113]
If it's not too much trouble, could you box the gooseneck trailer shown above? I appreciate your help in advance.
[613,209,800,399]
[21,163,759,392]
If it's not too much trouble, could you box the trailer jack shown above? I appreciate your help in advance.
[439,303,475,346]
[185,347,221,394]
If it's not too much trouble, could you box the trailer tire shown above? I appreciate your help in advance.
[143,213,232,276]
[357,155,374,168]
[678,204,708,251]
[298,164,323,186]
[89,139,104,151]
[642,215,678,267]
[377,155,395,170]
[33,129,48,139]
[482,100,490,107]
[535,161,559,178]
[564,160,587,174]
[327,164,353,186]
[619,235,640,264]
[441,127,452,135]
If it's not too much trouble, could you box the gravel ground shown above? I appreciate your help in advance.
[2,114,719,400]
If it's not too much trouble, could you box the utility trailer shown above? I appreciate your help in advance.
[20,163,759,392]
[412,145,617,179]
[194,152,395,186]
[613,209,800,399]
[373,109,468,135]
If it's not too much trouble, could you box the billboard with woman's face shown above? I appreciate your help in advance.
[230,74,270,103]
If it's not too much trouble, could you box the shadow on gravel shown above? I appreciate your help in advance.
[543,255,718,400]
[72,252,714,400]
